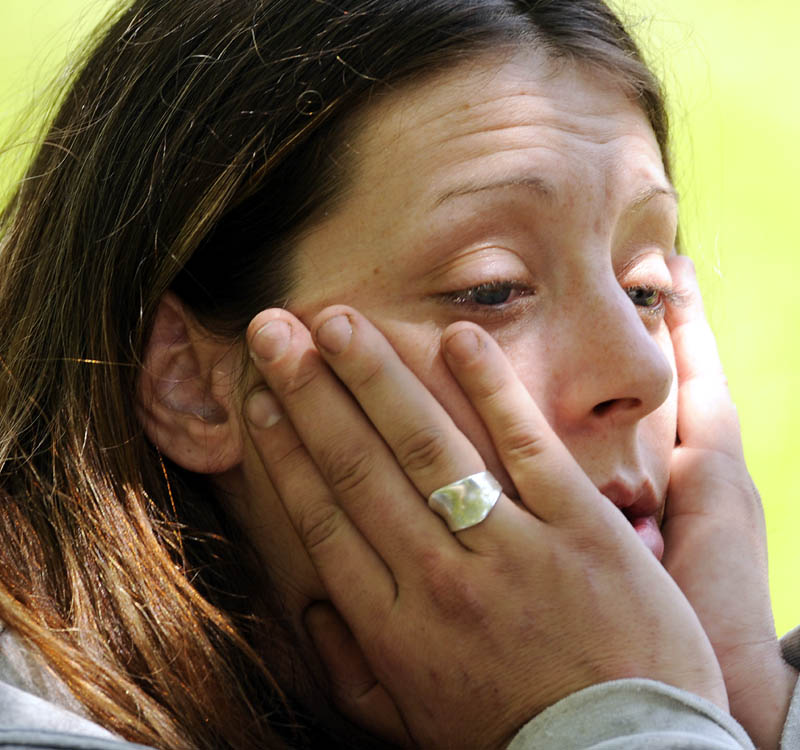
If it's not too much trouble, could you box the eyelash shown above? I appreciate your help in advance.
[438,280,534,311]
[625,284,683,319]
[439,279,685,319]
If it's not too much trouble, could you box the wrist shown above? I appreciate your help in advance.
[727,647,798,750]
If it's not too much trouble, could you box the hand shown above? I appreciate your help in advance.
[243,305,726,749]
[662,256,798,749]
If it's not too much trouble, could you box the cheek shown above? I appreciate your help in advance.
[644,388,678,461]
[638,391,677,514]
[655,322,679,434]
[382,322,543,493]
[640,325,679,478]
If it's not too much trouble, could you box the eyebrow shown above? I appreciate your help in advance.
[432,177,679,211]
[433,176,556,208]
[628,184,680,211]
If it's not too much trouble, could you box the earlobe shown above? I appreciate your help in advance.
[137,292,244,474]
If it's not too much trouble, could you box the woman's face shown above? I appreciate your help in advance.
[235,49,678,602]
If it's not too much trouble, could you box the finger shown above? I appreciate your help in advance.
[305,602,412,748]
[441,323,607,526]
[310,307,534,549]
[666,256,742,456]
[244,387,395,630]
[311,306,485,496]
[246,310,452,568]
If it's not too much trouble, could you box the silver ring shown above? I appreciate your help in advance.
[428,471,502,532]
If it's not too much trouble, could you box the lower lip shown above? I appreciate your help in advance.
[631,516,664,561]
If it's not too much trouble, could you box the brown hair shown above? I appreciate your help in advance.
[0,1,670,747]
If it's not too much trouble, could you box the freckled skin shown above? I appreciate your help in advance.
[228,47,679,606]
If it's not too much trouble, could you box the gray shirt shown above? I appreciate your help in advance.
[1,627,799,748]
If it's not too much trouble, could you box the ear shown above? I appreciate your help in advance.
[137,292,244,474]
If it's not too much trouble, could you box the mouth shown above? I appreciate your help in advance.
[598,479,664,561]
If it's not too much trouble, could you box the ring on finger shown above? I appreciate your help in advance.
[427,470,502,532]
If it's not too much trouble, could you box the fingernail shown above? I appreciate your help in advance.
[315,314,352,355]
[245,389,283,429]
[444,328,482,364]
[251,320,291,361]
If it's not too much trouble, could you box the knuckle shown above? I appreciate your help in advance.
[296,502,345,553]
[270,441,307,469]
[416,545,451,582]
[430,574,489,627]
[395,425,448,476]
[320,444,377,496]
[351,355,385,392]
[471,367,508,404]
[499,421,545,463]
[418,552,489,625]
[280,357,323,398]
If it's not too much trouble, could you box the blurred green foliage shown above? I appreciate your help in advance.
[1,1,797,634]
[615,0,800,637]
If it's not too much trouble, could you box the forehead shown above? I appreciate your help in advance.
[290,48,672,308]
[335,48,666,211]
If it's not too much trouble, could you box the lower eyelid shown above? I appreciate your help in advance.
[433,283,536,321]
[637,299,667,322]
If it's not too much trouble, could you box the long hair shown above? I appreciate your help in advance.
[0,1,671,747]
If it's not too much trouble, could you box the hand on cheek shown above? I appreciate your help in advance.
[242,304,726,749]
[662,255,798,750]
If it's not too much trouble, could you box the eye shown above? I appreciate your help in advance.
[470,282,516,305]
[625,284,681,321]
[626,286,662,309]
[441,280,533,308]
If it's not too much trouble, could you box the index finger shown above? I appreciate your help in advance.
[246,309,451,570]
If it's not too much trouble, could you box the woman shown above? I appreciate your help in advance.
[0,0,795,748]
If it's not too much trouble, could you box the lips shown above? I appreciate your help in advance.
[598,479,665,561]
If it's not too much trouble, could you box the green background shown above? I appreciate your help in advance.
[1,1,797,634]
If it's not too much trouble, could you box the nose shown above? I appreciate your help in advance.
[554,281,673,428]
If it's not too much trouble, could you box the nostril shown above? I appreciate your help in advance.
[593,397,642,417]
[593,399,615,417]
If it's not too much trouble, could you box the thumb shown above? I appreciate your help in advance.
[304,602,412,747]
